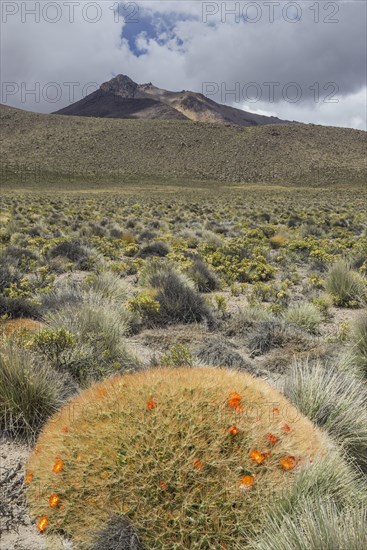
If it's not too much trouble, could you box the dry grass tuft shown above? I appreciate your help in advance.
[1,318,44,339]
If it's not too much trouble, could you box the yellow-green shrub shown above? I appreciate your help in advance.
[269,233,288,249]
[127,290,160,321]
[161,343,193,367]
[26,367,329,549]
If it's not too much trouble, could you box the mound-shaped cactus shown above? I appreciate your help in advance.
[25,367,330,549]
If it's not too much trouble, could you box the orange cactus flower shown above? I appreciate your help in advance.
[228,392,241,409]
[52,458,64,474]
[61,426,69,433]
[263,450,271,459]
[229,425,240,436]
[146,398,156,410]
[37,516,49,532]
[282,423,292,433]
[193,458,203,470]
[249,449,265,464]
[272,407,280,416]
[159,481,168,491]
[267,433,279,445]
[280,456,296,470]
[35,446,41,455]
[49,493,60,507]
[239,475,255,488]
[24,470,33,484]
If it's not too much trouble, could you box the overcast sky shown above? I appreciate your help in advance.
[1,0,366,128]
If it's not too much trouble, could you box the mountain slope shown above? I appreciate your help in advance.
[54,74,290,127]
[1,104,366,186]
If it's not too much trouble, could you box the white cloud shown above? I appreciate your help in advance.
[1,1,366,128]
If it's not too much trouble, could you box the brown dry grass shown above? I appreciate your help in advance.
[1,318,44,338]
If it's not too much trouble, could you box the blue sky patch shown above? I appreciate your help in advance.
[120,8,197,56]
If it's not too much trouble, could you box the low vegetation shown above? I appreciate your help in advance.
[1,182,366,548]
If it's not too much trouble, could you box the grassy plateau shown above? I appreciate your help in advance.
[0,106,367,549]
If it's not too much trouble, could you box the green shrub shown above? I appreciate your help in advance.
[325,261,366,307]
[0,259,21,292]
[283,360,367,471]
[161,343,193,367]
[283,303,322,335]
[311,295,333,317]
[28,328,76,370]
[127,291,160,325]
[0,343,69,441]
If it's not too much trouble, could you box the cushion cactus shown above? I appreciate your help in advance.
[26,367,330,549]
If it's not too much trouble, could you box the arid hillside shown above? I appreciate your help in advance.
[1,103,366,186]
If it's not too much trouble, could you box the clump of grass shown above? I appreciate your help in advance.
[283,303,322,335]
[91,515,144,550]
[48,239,100,270]
[39,281,84,312]
[196,339,255,372]
[26,367,328,549]
[325,261,366,307]
[248,319,310,356]
[350,312,367,375]
[282,359,367,471]
[186,259,220,292]
[0,296,41,320]
[84,272,129,302]
[226,306,273,337]
[0,343,69,441]
[249,449,366,549]
[137,241,170,259]
[250,499,366,550]
[44,300,139,383]
[148,267,215,326]
[0,258,21,291]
